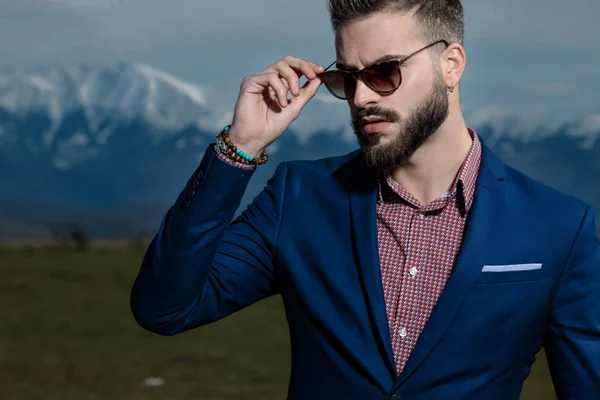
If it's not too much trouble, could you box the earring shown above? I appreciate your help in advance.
[449,84,455,93]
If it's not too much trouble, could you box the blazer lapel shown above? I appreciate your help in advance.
[341,154,397,378]
[393,138,508,389]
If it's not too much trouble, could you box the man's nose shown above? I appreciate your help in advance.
[351,77,381,109]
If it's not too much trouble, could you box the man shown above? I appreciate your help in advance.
[130,0,600,399]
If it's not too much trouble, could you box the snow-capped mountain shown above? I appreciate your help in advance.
[0,62,213,133]
[0,63,599,240]
[0,62,356,171]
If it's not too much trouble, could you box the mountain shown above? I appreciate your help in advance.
[0,63,598,240]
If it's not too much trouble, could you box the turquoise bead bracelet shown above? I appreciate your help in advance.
[224,125,253,162]
[217,125,269,165]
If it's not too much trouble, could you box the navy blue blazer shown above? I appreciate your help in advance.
[130,136,600,399]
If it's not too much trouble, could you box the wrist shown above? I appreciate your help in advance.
[227,125,267,158]
[215,125,269,166]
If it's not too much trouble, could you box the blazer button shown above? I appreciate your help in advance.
[388,395,400,400]
[192,170,204,188]
[182,199,192,209]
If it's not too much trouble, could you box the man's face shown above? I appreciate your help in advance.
[335,11,449,170]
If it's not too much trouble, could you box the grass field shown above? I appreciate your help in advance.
[0,244,556,399]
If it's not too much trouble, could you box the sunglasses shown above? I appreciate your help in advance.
[322,39,449,100]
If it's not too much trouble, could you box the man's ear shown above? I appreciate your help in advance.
[442,43,466,89]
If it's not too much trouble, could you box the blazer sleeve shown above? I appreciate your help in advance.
[129,144,286,336]
[544,205,600,399]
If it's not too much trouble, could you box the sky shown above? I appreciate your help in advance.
[0,0,599,125]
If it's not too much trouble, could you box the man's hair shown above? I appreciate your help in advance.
[326,0,464,46]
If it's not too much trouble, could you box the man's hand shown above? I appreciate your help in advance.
[228,56,325,157]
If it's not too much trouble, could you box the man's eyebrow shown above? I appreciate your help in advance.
[336,53,408,71]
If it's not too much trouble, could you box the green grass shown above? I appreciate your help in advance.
[0,245,556,399]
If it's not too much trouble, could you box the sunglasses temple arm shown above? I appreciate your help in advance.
[324,60,337,72]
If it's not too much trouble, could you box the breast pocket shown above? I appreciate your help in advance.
[475,263,549,283]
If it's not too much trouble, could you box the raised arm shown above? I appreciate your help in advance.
[130,146,287,335]
[129,55,324,336]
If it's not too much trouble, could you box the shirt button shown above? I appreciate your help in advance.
[409,267,418,276]
[399,328,407,338]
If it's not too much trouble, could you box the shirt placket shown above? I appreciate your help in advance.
[394,206,430,373]
[379,206,406,347]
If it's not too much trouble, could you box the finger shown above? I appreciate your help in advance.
[263,56,325,81]
[267,73,289,108]
[249,72,290,107]
[275,62,300,97]
[280,77,290,91]
[284,57,324,80]
[289,75,323,115]
[276,80,291,103]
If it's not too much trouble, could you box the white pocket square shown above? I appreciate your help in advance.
[482,263,542,272]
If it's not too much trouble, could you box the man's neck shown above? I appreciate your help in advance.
[389,117,473,206]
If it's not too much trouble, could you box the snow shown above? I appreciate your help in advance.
[69,132,89,146]
[143,68,158,116]
[26,76,54,92]
[95,125,116,146]
[42,97,62,148]
[0,62,215,146]
[573,113,600,149]
[577,113,600,135]
[77,69,100,132]
[134,64,207,107]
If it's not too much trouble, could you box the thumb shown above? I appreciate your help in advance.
[289,76,323,114]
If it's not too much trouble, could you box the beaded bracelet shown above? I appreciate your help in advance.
[215,125,268,165]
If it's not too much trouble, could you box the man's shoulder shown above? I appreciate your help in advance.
[503,162,592,220]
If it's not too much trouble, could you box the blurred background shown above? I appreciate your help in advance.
[0,0,598,398]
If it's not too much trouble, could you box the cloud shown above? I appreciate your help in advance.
[530,83,575,93]
[462,106,598,143]
[4,0,598,59]
[465,0,600,49]
[45,0,133,10]
[572,113,600,148]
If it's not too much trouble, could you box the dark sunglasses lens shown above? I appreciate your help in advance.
[323,71,355,99]
[363,62,401,93]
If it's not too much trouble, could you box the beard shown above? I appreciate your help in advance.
[351,71,449,170]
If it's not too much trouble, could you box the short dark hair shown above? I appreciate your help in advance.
[326,0,464,46]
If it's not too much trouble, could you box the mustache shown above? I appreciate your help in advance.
[353,106,401,124]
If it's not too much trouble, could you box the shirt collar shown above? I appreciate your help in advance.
[377,128,482,216]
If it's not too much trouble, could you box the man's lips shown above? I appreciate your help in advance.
[361,119,392,134]
[355,114,395,134]
[361,116,390,125]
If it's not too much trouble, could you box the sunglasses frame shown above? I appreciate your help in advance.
[322,39,449,100]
